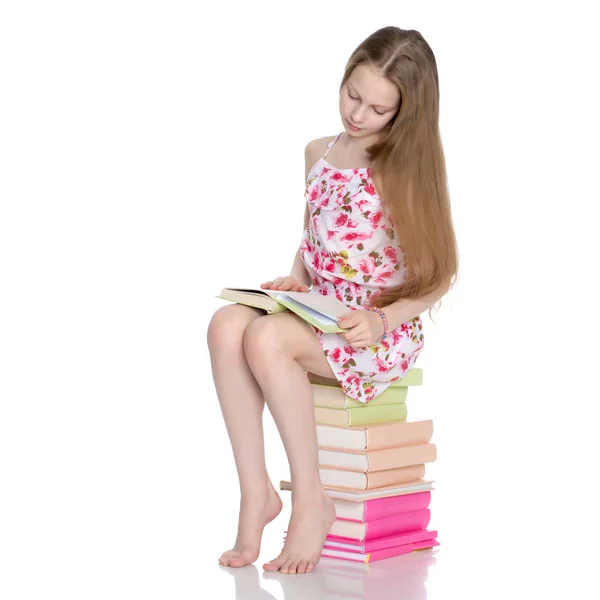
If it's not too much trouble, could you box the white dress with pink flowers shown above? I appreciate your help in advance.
[300,132,425,403]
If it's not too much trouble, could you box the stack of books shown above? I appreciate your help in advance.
[279,368,439,564]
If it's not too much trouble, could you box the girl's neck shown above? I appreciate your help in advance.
[338,131,382,155]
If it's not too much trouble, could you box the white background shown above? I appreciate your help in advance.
[1,1,598,598]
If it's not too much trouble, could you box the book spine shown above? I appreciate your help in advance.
[365,464,425,489]
[365,420,434,451]
[319,468,368,490]
[367,443,437,472]
[363,491,431,522]
[363,528,438,552]
[363,509,431,541]
[320,549,369,563]
[366,538,439,562]
[348,403,408,426]
[343,386,408,408]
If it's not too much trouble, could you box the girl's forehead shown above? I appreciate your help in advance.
[349,64,399,106]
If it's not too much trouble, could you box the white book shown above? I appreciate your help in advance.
[279,478,434,501]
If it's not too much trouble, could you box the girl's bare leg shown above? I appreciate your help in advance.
[243,313,338,575]
[207,305,283,568]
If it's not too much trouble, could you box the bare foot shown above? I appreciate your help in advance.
[263,491,336,574]
[219,483,283,568]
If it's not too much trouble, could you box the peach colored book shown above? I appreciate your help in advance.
[279,478,434,501]
[319,464,426,490]
[316,418,433,452]
[319,443,437,473]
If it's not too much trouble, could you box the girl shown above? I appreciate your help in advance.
[207,26,459,575]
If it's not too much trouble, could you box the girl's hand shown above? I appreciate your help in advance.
[260,276,310,293]
[337,309,385,348]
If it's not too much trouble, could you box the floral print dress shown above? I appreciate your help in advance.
[300,132,425,403]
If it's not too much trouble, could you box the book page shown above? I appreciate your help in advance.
[278,295,340,327]
[221,287,282,299]
[279,291,350,319]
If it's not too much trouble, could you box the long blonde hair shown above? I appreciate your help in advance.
[340,27,459,320]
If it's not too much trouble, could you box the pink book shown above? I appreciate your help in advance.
[284,509,430,542]
[336,491,431,523]
[321,538,439,563]
[285,508,431,542]
[324,527,438,553]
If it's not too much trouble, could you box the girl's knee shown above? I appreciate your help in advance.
[207,305,261,350]
[242,316,279,359]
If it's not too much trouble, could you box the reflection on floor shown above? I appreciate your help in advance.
[219,548,437,600]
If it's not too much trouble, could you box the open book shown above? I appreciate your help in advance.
[216,287,351,333]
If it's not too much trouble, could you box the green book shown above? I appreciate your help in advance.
[217,287,349,333]
[310,368,422,408]
[388,368,423,387]
[312,383,408,408]
[314,402,408,427]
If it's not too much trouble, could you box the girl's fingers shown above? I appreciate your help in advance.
[261,277,289,290]
[261,277,309,292]
[345,327,371,346]
[344,334,361,344]
[344,324,364,338]
[278,277,305,291]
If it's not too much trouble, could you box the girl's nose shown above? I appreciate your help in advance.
[350,108,366,123]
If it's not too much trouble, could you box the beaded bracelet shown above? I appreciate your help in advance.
[367,306,390,340]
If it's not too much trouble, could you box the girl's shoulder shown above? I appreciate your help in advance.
[305,135,338,177]
[305,134,338,158]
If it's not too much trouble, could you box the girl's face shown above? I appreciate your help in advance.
[339,63,400,137]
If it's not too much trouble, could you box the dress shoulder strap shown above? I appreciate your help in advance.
[323,132,343,159]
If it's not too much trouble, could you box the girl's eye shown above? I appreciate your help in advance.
[348,91,386,116]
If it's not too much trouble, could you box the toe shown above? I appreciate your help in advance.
[219,550,237,564]
[288,561,300,574]
[306,561,315,573]
[297,561,308,574]
[228,550,256,568]
[219,554,232,566]
[281,560,295,574]
[263,554,286,572]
